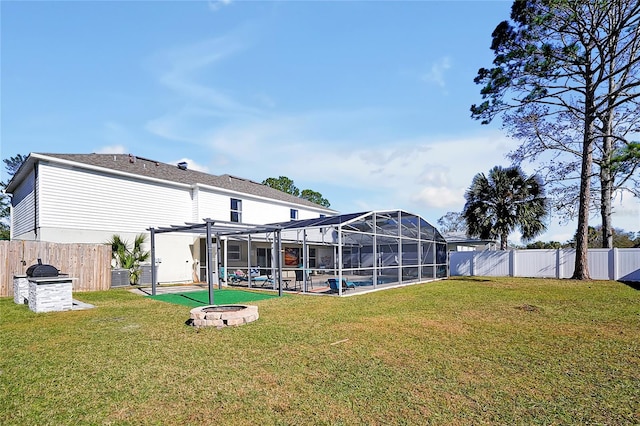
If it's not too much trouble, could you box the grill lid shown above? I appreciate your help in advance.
[26,259,60,277]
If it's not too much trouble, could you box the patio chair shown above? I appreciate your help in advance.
[295,269,313,290]
[229,269,248,284]
[251,274,274,287]
[327,278,356,292]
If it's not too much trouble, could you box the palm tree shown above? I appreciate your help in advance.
[463,166,548,250]
[108,234,150,284]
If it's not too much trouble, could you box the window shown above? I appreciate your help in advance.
[308,247,317,268]
[290,209,298,220]
[230,198,242,223]
[228,244,241,261]
[257,248,272,268]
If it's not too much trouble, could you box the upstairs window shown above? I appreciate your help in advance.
[231,198,242,223]
[290,209,298,220]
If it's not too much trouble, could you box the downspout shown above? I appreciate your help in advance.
[34,163,39,238]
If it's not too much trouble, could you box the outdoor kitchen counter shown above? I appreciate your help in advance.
[28,276,74,313]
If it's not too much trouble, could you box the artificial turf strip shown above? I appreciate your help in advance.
[146,289,281,307]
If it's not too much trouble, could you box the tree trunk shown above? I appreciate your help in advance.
[573,91,595,280]
[500,233,508,251]
[600,28,618,249]
[600,134,614,249]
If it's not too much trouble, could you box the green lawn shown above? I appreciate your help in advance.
[1,278,638,425]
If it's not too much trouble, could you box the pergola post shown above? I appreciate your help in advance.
[397,211,402,284]
[276,229,283,297]
[150,227,157,296]
[338,224,343,296]
[215,234,222,290]
[373,213,378,288]
[303,230,308,292]
[247,235,252,288]
[206,221,214,305]
[223,237,228,285]
[418,218,422,282]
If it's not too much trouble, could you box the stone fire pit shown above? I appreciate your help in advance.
[189,304,258,328]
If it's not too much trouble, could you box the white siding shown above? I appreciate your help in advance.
[191,186,200,222]
[197,187,330,225]
[11,169,36,238]
[243,199,288,224]
[38,227,198,283]
[38,163,192,233]
[195,190,230,222]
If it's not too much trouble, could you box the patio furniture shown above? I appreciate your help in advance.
[327,278,356,292]
[295,270,313,289]
[252,275,274,287]
[229,270,248,284]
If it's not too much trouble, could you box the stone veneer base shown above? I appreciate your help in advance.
[28,277,73,313]
[189,305,259,328]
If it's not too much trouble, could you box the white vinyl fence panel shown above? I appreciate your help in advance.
[450,248,640,281]
[587,249,611,280]
[514,249,557,278]
[473,251,510,276]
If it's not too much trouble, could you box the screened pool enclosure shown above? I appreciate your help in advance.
[149,210,448,300]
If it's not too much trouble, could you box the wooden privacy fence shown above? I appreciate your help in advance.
[0,241,112,297]
[450,248,640,281]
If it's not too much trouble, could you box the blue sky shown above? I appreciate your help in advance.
[2,0,638,243]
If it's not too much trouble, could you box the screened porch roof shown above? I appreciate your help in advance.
[149,210,446,247]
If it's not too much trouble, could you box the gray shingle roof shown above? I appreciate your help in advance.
[36,153,335,211]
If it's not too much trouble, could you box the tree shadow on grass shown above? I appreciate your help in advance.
[448,276,493,283]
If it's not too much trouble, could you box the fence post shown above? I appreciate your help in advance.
[611,248,618,281]
[556,249,561,279]
[509,250,516,277]
[470,252,475,277]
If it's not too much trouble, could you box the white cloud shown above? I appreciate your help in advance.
[95,145,127,154]
[195,115,513,214]
[208,0,232,12]
[150,33,262,121]
[411,186,465,209]
[422,56,452,88]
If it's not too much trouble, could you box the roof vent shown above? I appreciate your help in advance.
[177,161,188,170]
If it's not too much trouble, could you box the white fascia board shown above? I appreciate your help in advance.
[192,183,337,215]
